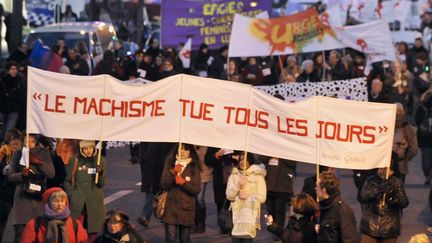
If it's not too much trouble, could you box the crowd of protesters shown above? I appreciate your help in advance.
[2,2,432,243]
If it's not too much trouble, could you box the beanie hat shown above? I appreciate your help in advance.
[79,140,95,149]
[42,187,69,206]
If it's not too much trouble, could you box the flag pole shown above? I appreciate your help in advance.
[95,74,108,184]
[278,55,285,81]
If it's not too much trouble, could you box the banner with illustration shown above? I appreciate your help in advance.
[161,0,272,50]
[28,68,396,170]
[229,8,344,57]
[229,8,396,63]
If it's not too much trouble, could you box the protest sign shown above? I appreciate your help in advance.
[28,68,395,169]
[161,0,272,50]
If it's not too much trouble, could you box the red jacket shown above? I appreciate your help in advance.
[21,216,88,243]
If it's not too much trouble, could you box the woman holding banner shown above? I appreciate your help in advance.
[359,154,409,243]
[226,153,266,243]
[64,140,106,242]
[5,134,55,243]
[160,143,201,243]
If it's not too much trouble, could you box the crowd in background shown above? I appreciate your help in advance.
[1,2,432,243]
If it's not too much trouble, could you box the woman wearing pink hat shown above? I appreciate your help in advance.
[21,187,88,243]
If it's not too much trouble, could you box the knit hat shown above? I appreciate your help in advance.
[79,140,95,148]
[42,187,69,206]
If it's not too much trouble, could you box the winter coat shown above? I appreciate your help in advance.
[160,158,201,226]
[226,164,267,230]
[267,215,317,243]
[2,74,26,114]
[415,91,432,147]
[318,195,359,243]
[93,61,124,80]
[94,226,143,243]
[296,71,320,83]
[64,155,106,233]
[65,56,90,76]
[393,121,418,175]
[360,175,409,238]
[352,169,378,202]
[21,216,88,243]
[264,157,296,194]
[6,148,55,225]
[138,142,175,193]
[241,64,264,86]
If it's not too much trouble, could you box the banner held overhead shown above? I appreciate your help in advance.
[28,68,396,170]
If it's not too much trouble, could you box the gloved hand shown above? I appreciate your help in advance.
[96,165,103,175]
[175,175,186,185]
[22,167,31,179]
[171,164,183,175]
[29,155,43,165]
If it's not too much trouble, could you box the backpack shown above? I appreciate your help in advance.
[34,216,78,243]
[393,127,408,160]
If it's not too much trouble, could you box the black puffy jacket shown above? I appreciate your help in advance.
[360,175,409,238]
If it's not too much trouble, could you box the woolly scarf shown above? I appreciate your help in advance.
[44,204,71,243]
[175,155,192,174]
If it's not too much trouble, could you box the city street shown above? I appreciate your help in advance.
[2,146,431,242]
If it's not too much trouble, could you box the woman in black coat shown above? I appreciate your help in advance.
[265,193,318,243]
[160,144,201,243]
[360,155,409,242]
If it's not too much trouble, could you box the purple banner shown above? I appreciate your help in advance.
[161,0,272,50]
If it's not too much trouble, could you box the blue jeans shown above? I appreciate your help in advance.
[0,112,18,142]
[165,224,191,243]
[141,192,154,219]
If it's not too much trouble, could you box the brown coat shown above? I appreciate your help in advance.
[160,159,201,226]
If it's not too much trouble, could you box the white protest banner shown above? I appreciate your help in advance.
[333,20,396,61]
[28,68,396,169]
[256,78,368,102]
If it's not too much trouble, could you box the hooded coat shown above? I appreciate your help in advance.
[226,164,267,230]
[64,154,106,233]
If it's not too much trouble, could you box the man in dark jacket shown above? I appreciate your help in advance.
[65,48,90,76]
[2,62,26,133]
[209,46,228,79]
[316,171,358,243]
[205,148,238,234]
[264,156,296,239]
[325,50,348,81]
[137,142,175,227]
[7,43,28,64]
[359,154,409,242]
